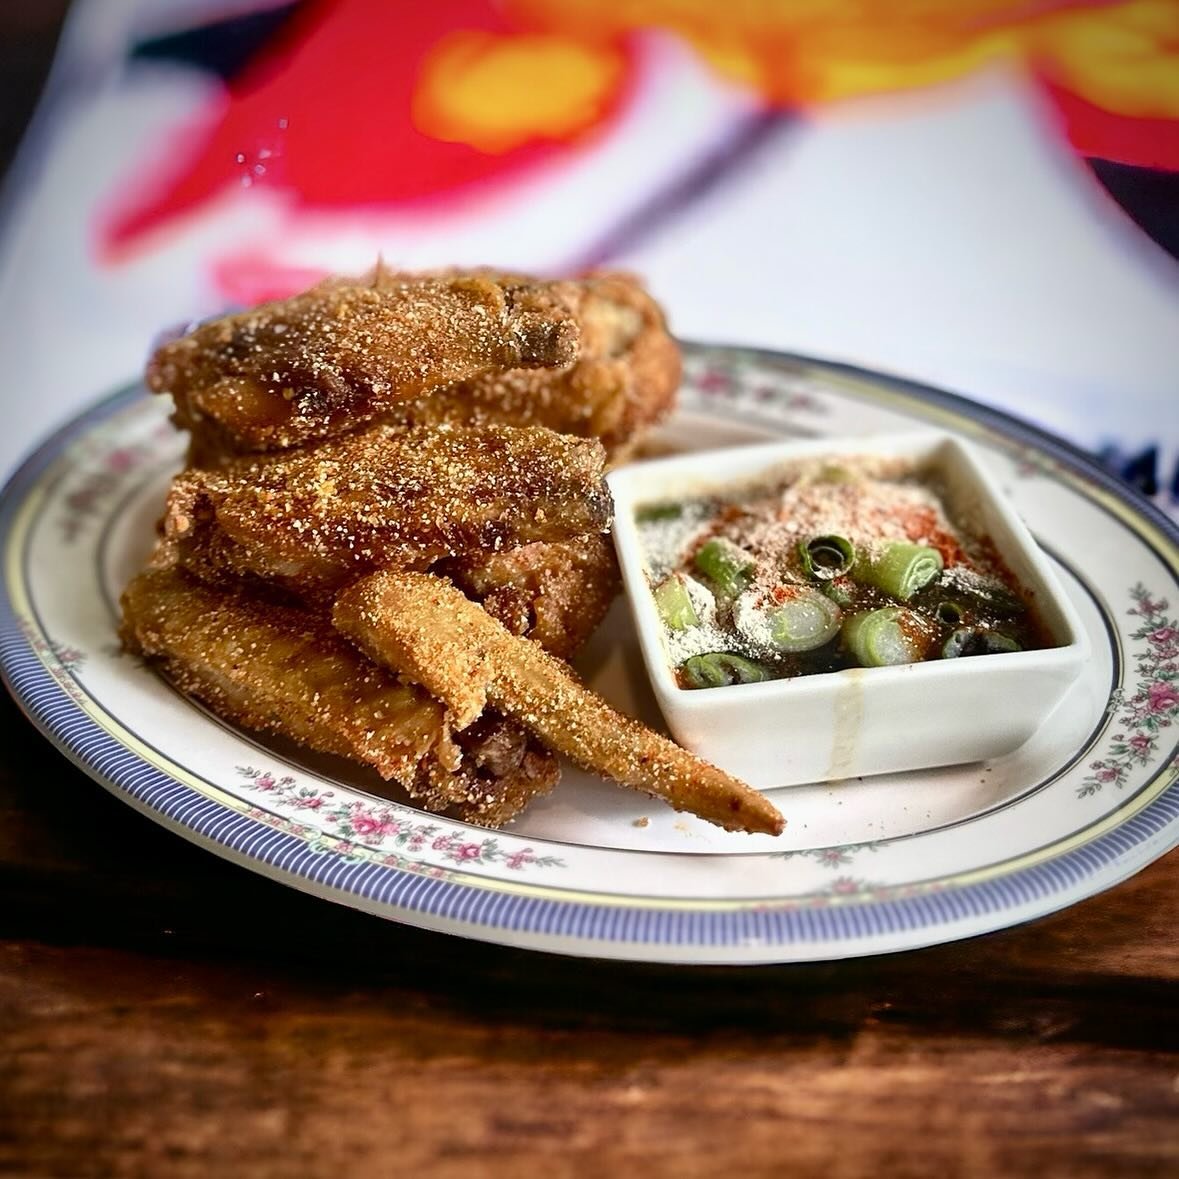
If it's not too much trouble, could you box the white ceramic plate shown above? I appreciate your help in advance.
[2,345,1176,963]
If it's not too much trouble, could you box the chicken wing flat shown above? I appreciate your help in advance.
[333,571,786,836]
[121,565,449,782]
[121,565,558,824]
[150,275,580,456]
[445,534,620,660]
[159,424,612,595]
[368,270,680,462]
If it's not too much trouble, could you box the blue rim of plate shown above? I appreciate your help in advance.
[1,345,1177,962]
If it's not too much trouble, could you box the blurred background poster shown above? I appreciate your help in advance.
[0,0,1176,505]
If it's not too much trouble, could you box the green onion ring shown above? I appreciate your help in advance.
[855,541,944,601]
[734,587,842,654]
[694,537,756,598]
[653,573,701,632]
[842,607,930,667]
[680,652,771,688]
[798,534,856,581]
[941,628,1022,658]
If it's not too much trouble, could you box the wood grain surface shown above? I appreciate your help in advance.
[2,687,1178,1179]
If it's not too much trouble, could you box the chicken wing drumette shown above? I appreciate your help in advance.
[152,274,580,457]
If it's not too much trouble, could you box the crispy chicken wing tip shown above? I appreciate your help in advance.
[333,571,786,837]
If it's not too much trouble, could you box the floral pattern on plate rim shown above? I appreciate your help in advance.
[233,762,938,907]
[682,351,833,418]
[57,418,175,543]
[1080,583,1178,796]
[16,617,87,703]
[235,767,567,874]
[776,842,883,867]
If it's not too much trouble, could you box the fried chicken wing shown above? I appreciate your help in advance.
[160,424,612,595]
[121,565,449,781]
[126,261,701,833]
[185,271,679,466]
[121,565,558,824]
[333,571,786,836]
[370,271,680,462]
[150,275,580,456]
[445,534,620,660]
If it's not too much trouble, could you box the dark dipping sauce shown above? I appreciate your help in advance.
[635,456,1053,689]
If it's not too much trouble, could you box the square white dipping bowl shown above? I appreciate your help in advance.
[608,431,1089,789]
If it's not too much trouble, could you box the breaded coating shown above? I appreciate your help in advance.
[125,262,708,833]
[446,535,620,660]
[120,565,449,782]
[149,275,580,455]
[374,271,680,461]
[160,424,613,595]
[333,572,786,836]
[185,271,679,467]
[121,565,558,825]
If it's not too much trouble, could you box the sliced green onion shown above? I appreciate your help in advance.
[941,628,1022,658]
[734,587,842,653]
[935,600,967,627]
[843,607,930,667]
[694,537,756,598]
[636,502,683,524]
[653,573,700,631]
[771,592,842,652]
[799,534,856,580]
[680,652,771,689]
[855,541,944,601]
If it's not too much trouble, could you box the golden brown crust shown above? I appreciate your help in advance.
[160,424,612,595]
[182,271,679,467]
[120,564,559,824]
[122,262,742,833]
[445,535,620,660]
[333,571,786,836]
[120,565,449,782]
[150,276,580,454]
[378,271,681,460]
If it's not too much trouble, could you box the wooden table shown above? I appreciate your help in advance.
[2,683,1178,1178]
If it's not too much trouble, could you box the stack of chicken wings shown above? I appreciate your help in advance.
[121,269,784,836]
